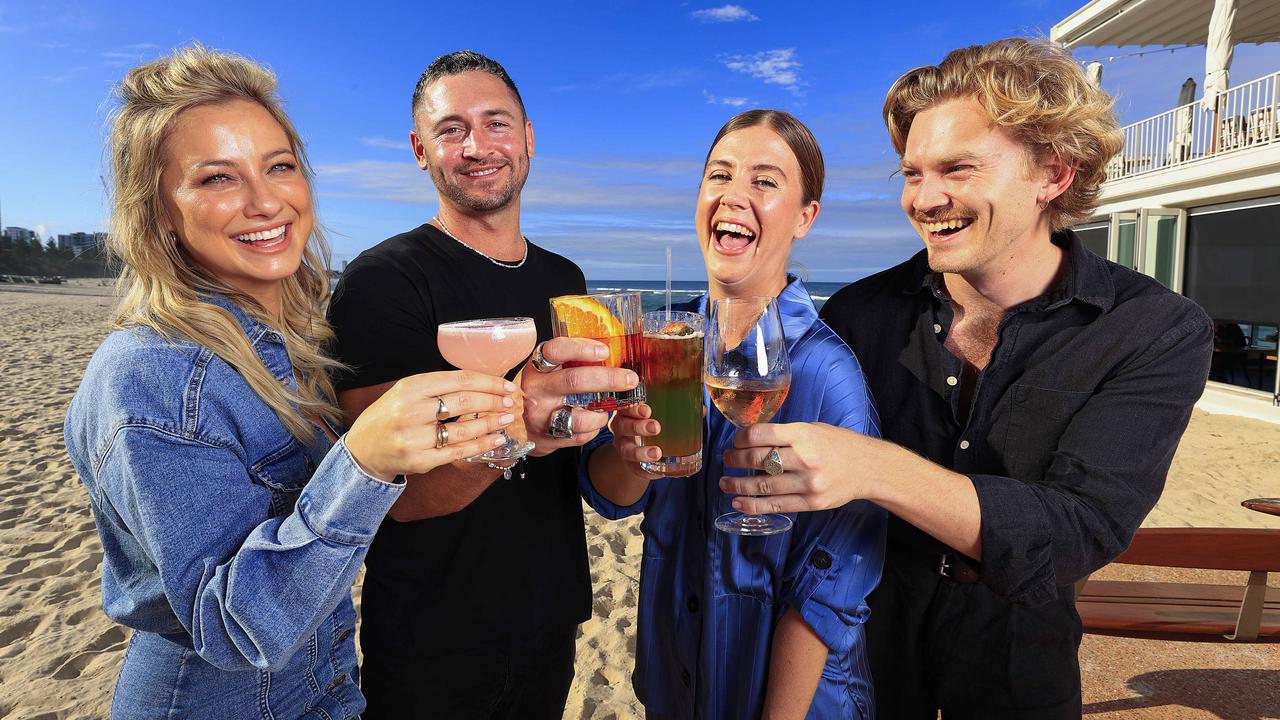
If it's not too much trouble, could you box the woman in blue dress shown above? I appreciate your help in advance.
[63,46,517,719]
[580,110,886,719]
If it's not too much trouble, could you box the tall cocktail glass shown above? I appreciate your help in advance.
[639,311,705,477]
[549,291,646,411]
[437,317,537,463]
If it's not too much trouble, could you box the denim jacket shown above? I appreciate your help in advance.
[64,295,403,720]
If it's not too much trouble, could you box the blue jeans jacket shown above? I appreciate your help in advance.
[64,296,403,719]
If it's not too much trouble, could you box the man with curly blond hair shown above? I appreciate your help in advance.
[721,38,1213,717]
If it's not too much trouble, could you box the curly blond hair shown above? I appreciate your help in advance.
[883,38,1122,230]
[106,44,344,442]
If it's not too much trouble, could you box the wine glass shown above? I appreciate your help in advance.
[436,317,537,466]
[704,296,793,536]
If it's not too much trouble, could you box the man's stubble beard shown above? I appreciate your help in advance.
[431,154,531,213]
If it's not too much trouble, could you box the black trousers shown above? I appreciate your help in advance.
[866,546,1083,719]
[359,623,578,720]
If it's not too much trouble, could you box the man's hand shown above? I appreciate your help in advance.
[719,422,875,513]
[519,337,640,455]
[721,421,983,559]
[608,402,665,469]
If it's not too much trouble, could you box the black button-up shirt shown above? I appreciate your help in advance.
[821,230,1212,606]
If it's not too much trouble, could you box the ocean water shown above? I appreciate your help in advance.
[586,279,848,313]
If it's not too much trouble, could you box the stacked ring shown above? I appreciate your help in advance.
[435,422,450,449]
[435,397,451,421]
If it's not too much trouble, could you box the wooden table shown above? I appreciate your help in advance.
[1242,498,1280,517]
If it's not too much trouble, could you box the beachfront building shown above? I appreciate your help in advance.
[1053,0,1280,422]
[56,231,107,257]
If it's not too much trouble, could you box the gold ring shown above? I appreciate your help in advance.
[436,396,450,421]
[435,422,450,449]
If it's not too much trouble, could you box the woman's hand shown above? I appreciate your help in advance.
[609,403,665,477]
[345,370,517,481]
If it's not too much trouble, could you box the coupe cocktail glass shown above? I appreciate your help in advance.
[437,317,537,463]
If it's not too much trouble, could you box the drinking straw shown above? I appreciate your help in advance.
[665,245,672,324]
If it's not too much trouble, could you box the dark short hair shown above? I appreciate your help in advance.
[411,50,526,126]
[705,109,825,205]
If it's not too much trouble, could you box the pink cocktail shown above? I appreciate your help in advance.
[437,317,538,463]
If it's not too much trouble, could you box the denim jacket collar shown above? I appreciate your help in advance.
[199,293,293,383]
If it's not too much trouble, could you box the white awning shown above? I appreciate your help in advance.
[1051,0,1280,48]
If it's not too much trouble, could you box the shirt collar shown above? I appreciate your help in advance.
[899,229,1114,313]
[693,274,820,351]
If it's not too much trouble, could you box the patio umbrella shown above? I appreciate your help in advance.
[1086,61,1103,87]
[1173,78,1197,162]
[1202,0,1236,112]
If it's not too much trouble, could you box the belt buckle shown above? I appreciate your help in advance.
[937,552,978,583]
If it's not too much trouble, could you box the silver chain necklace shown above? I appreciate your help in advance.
[432,215,528,269]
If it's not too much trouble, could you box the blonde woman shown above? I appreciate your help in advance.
[63,46,516,718]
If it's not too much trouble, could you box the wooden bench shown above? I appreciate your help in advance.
[1076,528,1280,642]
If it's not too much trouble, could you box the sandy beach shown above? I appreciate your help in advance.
[1,282,1276,720]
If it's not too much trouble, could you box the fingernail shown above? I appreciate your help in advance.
[503,397,514,407]
[494,436,507,446]
[732,499,746,511]
[719,477,730,490]
[594,345,609,359]
[647,422,657,433]
[625,371,639,386]
[505,381,517,392]
[499,413,514,424]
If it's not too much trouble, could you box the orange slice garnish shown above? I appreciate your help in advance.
[551,295,627,367]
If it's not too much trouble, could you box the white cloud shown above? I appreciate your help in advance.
[691,5,759,22]
[721,48,802,93]
[554,69,697,94]
[358,136,409,150]
[703,91,751,107]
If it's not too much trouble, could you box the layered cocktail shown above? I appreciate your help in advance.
[640,311,705,477]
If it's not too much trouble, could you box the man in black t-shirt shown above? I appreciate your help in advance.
[328,51,638,720]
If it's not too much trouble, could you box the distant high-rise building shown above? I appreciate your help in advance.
[56,231,106,256]
[3,226,39,243]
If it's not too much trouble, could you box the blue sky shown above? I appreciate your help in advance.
[1,1,1276,281]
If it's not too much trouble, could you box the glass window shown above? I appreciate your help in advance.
[1074,224,1109,258]
[1142,214,1178,288]
[1185,203,1280,394]
[1116,217,1137,269]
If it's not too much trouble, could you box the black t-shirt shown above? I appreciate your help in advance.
[328,223,591,655]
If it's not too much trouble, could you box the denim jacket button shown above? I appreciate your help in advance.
[326,674,345,692]
[337,628,352,643]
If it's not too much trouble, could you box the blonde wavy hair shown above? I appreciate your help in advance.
[106,44,343,442]
[883,38,1123,230]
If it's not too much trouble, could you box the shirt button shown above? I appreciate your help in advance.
[686,595,700,613]
[337,628,352,643]
[946,375,958,387]
[326,674,346,692]
[682,668,692,687]
[959,440,970,450]
[809,550,833,570]
[933,323,942,334]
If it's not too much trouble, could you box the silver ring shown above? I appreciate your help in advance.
[435,422,450,449]
[547,406,575,439]
[531,342,560,373]
[762,448,784,476]
[435,396,450,421]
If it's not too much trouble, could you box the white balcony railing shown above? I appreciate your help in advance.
[1106,71,1280,182]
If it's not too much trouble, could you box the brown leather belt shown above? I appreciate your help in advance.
[937,552,981,584]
